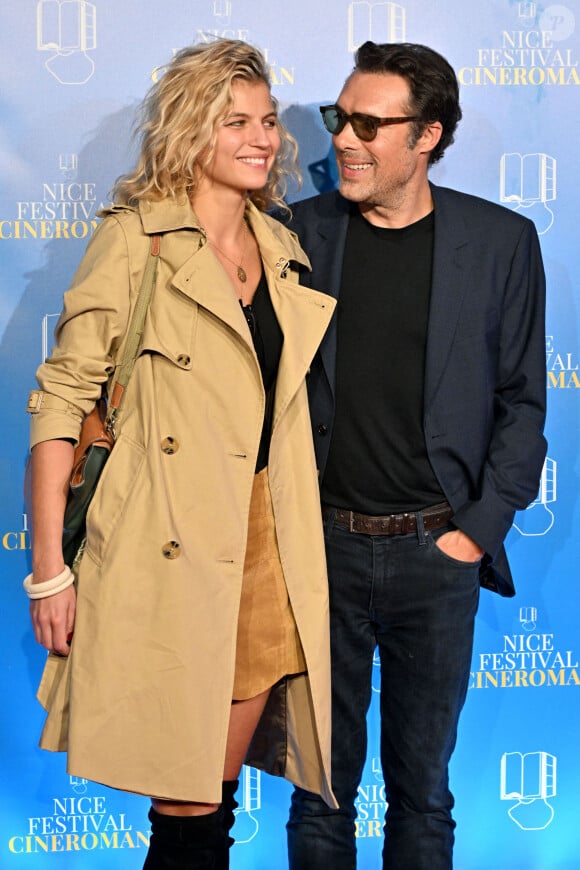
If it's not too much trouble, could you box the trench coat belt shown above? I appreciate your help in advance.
[322,501,453,536]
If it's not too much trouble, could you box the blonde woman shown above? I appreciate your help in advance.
[26,40,335,869]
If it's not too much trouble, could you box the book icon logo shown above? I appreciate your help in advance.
[233,766,261,845]
[500,152,557,234]
[37,0,97,84]
[347,2,406,52]
[513,457,556,536]
[500,750,556,830]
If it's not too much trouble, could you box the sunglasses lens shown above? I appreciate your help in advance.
[351,115,376,141]
[321,107,379,141]
[322,107,343,134]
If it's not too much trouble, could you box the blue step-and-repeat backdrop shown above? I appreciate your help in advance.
[1,2,579,868]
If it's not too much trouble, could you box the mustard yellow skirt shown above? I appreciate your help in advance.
[232,467,306,700]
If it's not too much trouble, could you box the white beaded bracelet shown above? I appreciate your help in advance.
[23,565,75,600]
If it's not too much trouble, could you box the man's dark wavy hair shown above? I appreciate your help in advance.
[354,41,462,165]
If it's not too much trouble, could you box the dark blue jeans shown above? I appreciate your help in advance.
[287,510,480,870]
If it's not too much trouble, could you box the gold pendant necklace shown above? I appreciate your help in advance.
[205,220,248,283]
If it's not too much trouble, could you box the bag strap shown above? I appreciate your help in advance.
[106,233,161,437]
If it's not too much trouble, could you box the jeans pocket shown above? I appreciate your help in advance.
[427,527,483,569]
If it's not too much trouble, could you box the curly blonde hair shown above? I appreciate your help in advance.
[112,39,300,212]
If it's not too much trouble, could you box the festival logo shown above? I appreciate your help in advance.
[150,4,294,89]
[513,457,556,537]
[348,1,406,51]
[500,749,557,830]
[0,155,106,241]
[36,0,97,85]
[471,606,579,690]
[7,775,150,855]
[458,3,578,87]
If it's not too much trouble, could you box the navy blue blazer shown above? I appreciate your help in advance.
[289,184,547,596]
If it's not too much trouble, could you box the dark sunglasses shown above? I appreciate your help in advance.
[319,104,421,142]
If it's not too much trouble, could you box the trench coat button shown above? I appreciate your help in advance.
[316,423,328,435]
[177,353,191,366]
[162,541,181,559]
[161,436,179,454]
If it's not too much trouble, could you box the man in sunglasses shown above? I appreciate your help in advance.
[286,41,546,870]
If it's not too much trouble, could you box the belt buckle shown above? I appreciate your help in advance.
[349,511,355,533]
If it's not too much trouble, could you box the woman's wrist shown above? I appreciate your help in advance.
[32,553,67,583]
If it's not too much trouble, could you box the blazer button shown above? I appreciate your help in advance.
[162,541,181,559]
[177,353,191,366]
[161,436,179,454]
[316,423,328,436]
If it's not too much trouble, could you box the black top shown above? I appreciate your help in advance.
[240,269,283,472]
[321,208,445,513]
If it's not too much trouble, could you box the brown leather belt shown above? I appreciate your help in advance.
[322,501,453,536]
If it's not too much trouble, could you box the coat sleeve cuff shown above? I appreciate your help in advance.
[27,390,83,449]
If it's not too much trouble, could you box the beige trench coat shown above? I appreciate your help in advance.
[28,198,337,806]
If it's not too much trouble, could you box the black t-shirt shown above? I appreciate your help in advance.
[321,208,445,513]
[241,269,283,472]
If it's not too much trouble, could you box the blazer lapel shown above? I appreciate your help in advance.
[301,194,350,398]
[424,185,473,406]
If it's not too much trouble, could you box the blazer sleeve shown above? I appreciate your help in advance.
[451,218,547,557]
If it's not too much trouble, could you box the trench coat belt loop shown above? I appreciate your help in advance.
[322,501,453,536]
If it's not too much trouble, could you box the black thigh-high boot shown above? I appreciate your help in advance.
[221,780,239,851]
[143,806,228,870]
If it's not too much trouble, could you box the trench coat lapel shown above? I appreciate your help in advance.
[142,200,336,402]
[170,242,253,344]
[170,248,336,398]
[269,278,335,428]
[140,198,256,345]
[423,185,473,407]
[244,204,337,427]
[171,248,336,427]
